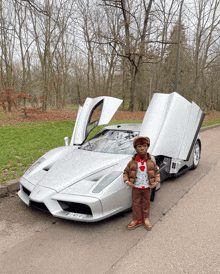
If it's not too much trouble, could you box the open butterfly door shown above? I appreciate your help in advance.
[70,96,123,146]
[140,92,205,160]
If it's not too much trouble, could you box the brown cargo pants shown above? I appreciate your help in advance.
[132,188,151,221]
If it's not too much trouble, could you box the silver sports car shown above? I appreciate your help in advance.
[18,92,205,222]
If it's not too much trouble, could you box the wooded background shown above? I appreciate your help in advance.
[0,0,220,112]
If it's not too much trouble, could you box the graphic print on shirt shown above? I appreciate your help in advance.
[134,156,150,189]
[138,161,146,172]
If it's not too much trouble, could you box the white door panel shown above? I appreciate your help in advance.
[70,96,122,146]
[140,92,204,160]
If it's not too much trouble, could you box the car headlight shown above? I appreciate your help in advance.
[92,171,122,193]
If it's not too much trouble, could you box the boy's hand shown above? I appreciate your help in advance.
[127,181,135,188]
[150,182,158,189]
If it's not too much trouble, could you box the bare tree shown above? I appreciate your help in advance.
[0,0,16,91]
[1,0,219,114]
[28,0,76,110]
[186,0,220,110]
[107,0,154,111]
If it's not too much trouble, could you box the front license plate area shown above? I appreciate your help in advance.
[66,212,86,218]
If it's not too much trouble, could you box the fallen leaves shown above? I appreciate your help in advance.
[0,109,146,124]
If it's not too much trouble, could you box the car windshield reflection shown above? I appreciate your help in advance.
[81,129,139,155]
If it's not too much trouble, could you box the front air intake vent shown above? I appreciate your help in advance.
[23,186,31,196]
[31,201,49,213]
[58,201,92,216]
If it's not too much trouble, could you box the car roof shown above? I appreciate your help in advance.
[104,123,141,131]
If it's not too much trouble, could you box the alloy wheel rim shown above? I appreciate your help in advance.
[194,143,200,166]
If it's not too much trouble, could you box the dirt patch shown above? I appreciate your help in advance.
[0,109,146,124]
[0,108,218,125]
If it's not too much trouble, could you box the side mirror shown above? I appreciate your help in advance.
[63,137,69,146]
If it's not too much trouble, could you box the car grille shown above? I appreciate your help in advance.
[58,201,92,216]
[31,201,49,213]
[22,186,31,196]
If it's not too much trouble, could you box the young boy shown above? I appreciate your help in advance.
[123,136,160,230]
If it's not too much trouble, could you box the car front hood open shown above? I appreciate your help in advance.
[27,149,129,193]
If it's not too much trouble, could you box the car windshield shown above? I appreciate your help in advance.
[81,129,139,155]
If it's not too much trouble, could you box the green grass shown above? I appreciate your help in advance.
[68,106,79,110]
[0,119,142,184]
[202,117,220,127]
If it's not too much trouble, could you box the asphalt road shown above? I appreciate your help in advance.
[0,126,219,274]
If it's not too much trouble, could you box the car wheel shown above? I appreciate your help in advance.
[191,140,201,169]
